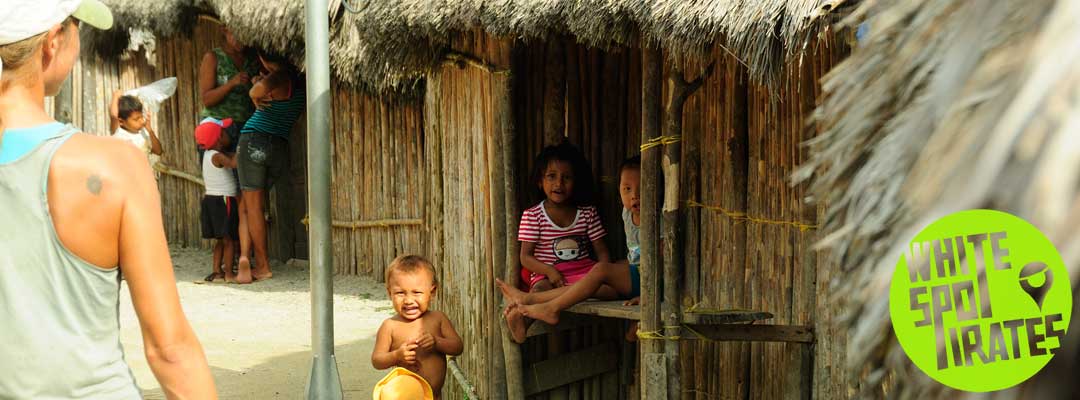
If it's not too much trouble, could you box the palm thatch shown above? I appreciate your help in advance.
[86,0,843,93]
[796,0,1080,397]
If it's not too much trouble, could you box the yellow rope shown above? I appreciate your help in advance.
[635,326,683,341]
[686,199,818,231]
[639,135,682,151]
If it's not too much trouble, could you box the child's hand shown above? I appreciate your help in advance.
[623,296,640,306]
[545,271,565,287]
[396,342,419,366]
[413,332,436,352]
[142,111,152,129]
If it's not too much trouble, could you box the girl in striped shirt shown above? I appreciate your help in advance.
[517,142,613,293]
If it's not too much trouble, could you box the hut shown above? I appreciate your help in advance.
[800,0,1080,398]
[75,0,865,398]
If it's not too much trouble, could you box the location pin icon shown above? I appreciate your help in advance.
[1019,261,1053,310]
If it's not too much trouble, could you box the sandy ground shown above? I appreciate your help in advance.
[119,246,393,399]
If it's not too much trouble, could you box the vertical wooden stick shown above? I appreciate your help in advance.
[640,44,665,400]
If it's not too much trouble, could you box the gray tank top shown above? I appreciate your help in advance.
[0,125,141,399]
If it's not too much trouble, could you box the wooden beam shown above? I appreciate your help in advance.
[558,300,773,325]
[639,43,664,400]
[496,51,526,400]
[682,324,814,343]
[523,342,619,396]
[682,310,773,325]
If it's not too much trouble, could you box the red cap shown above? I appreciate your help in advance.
[194,118,233,150]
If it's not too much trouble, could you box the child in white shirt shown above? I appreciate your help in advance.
[109,90,163,163]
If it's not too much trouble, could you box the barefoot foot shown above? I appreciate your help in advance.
[495,278,529,305]
[505,306,528,344]
[625,321,639,343]
[235,257,253,284]
[519,302,560,326]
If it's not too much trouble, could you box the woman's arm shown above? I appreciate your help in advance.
[117,146,216,399]
[434,313,464,356]
[249,72,290,109]
[199,52,249,108]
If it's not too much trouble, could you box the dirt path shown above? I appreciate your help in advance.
[119,246,392,399]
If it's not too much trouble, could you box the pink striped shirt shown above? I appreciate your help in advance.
[518,202,606,265]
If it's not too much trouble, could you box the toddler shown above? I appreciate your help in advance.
[372,255,463,399]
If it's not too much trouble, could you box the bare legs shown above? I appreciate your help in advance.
[239,189,273,283]
[236,194,251,279]
[497,261,633,341]
[211,240,224,277]
[222,238,236,281]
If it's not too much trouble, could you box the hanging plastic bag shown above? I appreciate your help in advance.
[124,77,177,114]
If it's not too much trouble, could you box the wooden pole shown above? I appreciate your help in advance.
[640,45,665,400]
[498,61,526,400]
[659,63,711,400]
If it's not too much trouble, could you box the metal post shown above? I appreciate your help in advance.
[304,0,343,398]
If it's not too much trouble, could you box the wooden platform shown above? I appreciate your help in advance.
[525,300,778,338]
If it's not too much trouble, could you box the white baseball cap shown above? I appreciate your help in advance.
[0,0,114,45]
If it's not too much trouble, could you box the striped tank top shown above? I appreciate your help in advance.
[241,74,306,139]
[0,123,141,399]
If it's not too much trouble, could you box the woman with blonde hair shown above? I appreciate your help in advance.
[0,1,217,398]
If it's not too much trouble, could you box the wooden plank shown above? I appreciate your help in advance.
[683,324,814,343]
[523,343,619,396]
[565,301,641,321]
[559,300,772,325]
[525,312,603,338]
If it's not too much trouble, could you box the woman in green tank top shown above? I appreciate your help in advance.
[198,27,260,281]
[198,28,259,126]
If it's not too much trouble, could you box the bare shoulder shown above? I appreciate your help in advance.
[426,310,450,322]
[54,134,153,191]
[201,51,217,65]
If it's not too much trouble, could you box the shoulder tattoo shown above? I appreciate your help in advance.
[86,174,103,196]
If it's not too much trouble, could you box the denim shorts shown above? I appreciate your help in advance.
[236,131,288,191]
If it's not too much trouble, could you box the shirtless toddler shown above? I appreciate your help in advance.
[371,255,463,399]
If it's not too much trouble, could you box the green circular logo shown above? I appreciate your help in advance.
[889,209,1071,392]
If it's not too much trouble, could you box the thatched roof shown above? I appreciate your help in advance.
[86,0,843,93]
[797,0,1080,397]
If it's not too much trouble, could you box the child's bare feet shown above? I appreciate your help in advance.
[504,304,528,344]
[519,302,560,326]
[495,278,528,305]
[235,257,253,284]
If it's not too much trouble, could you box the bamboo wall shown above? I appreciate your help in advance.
[59,18,428,273]
[677,36,852,400]
[423,30,514,400]
[447,31,854,399]
[327,84,425,277]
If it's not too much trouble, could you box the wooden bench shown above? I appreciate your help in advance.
[524,300,811,343]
